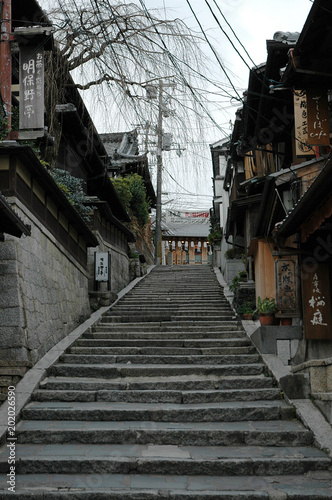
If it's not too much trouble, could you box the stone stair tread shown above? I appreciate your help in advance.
[31,387,281,404]
[70,347,256,355]
[39,375,275,392]
[49,363,266,378]
[0,444,329,477]
[23,400,292,411]
[16,418,309,432]
[75,341,248,348]
[59,354,261,364]
[1,443,326,460]
[1,473,332,498]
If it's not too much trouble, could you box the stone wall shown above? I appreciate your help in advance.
[0,199,91,401]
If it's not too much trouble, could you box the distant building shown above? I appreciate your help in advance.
[161,210,212,265]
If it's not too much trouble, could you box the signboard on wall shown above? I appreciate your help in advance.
[95,252,110,282]
[293,90,314,158]
[302,263,332,340]
[306,89,330,146]
[275,259,298,313]
[19,46,44,130]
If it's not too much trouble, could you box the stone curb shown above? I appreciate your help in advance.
[0,266,155,444]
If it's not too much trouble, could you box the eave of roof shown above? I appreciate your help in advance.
[0,191,31,238]
[275,158,332,238]
[0,143,98,247]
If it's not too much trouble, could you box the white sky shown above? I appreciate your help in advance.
[139,0,313,209]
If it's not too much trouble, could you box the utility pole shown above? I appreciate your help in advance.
[145,78,175,264]
[154,80,163,265]
[0,0,12,135]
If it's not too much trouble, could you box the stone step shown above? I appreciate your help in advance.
[75,339,248,349]
[40,375,275,392]
[106,309,235,316]
[94,324,245,333]
[59,354,261,366]
[109,304,231,309]
[69,346,256,355]
[48,363,267,379]
[103,315,238,323]
[1,473,332,499]
[31,387,280,404]
[0,443,328,476]
[99,319,242,326]
[117,298,228,304]
[84,331,248,340]
[16,419,313,446]
[22,400,294,422]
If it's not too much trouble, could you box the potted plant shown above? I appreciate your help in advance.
[238,301,255,320]
[254,297,278,325]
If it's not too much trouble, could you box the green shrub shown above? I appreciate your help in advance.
[50,168,94,221]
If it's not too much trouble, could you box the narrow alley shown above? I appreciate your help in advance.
[0,265,331,498]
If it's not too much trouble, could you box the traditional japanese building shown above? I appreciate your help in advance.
[218,0,332,418]
[161,210,211,265]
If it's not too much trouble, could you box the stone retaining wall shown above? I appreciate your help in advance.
[0,199,91,401]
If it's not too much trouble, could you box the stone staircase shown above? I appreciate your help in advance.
[0,265,331,498]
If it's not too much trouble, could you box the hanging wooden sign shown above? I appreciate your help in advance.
[293,90,314,157]
[302,263,332,340]
[19,46,44,130]
[275,259,298,313]
[306,89,330,146]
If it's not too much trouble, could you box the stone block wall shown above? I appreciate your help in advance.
[0,199,91,401]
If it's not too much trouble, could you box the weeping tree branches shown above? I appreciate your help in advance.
[44,0,227,140]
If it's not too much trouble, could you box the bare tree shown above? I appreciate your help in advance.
[44,0,227,136]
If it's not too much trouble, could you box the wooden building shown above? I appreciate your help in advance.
[220,0,332,412]
[161,210,211,265]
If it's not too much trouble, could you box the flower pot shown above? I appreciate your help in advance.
[243,314,253,320]
[280,317,292,326]
[258,314,274,326]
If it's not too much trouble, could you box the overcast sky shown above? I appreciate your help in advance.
[143,0,313,133]
[139,0,314,209]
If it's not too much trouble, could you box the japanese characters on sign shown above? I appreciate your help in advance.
[306,89,330,146]
[302,263,332,340]
[95,252,109,282]
[275,259,297,312]
[309,273,327,326]
[165,210,210,224]
[19,46,44,130]
[293,90,314,157]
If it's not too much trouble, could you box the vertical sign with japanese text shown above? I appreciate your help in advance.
[275,259,298,313]
[95,252,109,282]
[19,46,44,130]
[293,90,314,158]
[306,89,330,146]
[302,263,332,340]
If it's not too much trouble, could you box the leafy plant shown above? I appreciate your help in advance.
[50,168,95,221]
[208,228,222,245]
[229,270,247,292]
[238,301,255,315]
[111,173,150,229]
[224,247,244,260]
[254,297,279,315]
